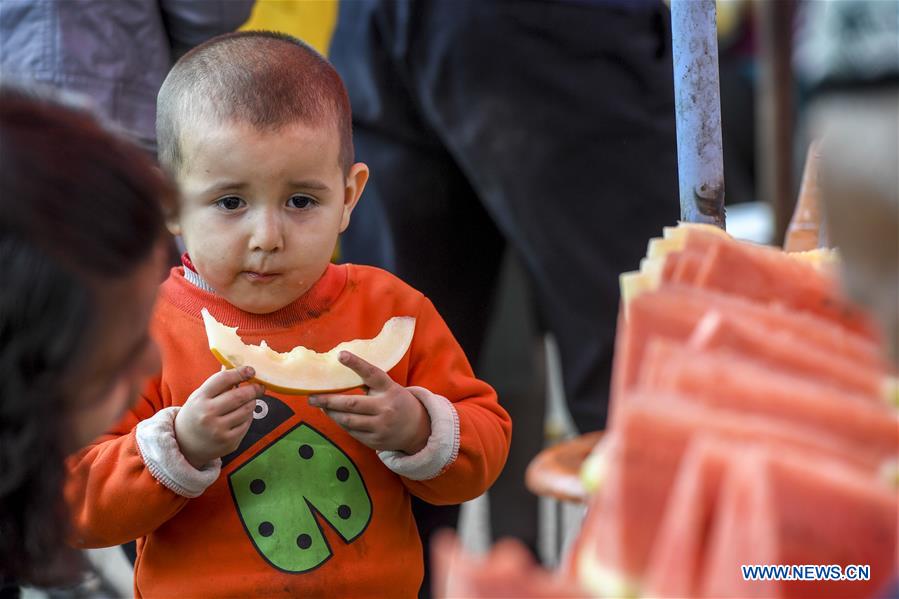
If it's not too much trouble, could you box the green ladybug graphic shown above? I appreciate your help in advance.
[229,422,372,573]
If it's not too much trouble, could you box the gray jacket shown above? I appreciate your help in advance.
[0,0,255,152]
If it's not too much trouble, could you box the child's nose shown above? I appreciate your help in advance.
[250,210,284,252]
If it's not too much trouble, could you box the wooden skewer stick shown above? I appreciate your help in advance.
[784,140,826,252]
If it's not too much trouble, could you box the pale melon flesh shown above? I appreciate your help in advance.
[201,308,416,394]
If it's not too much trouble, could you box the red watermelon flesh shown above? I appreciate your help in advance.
[638,339,899,459]
[642,437,738,598]
[661,248,706,284]
[680,229,878,337]
[610,290,701,420]
[689,310,888,398]
[575,407,686,591]
[610,285,887,423]
[574,397,885,592]
[700,446,897,598]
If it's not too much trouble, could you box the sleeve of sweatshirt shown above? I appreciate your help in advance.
[64,376,219,548]
[380,297,512,505]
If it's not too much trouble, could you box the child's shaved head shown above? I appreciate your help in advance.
[157,31,353,176]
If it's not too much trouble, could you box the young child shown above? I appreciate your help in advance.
[65,32,512,597]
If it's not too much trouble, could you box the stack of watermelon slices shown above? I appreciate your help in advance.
[572,224,898,598]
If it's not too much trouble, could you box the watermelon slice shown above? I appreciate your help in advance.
[431,532,589,598]
[667,249,706,284]
[572,397,885,596]
[609,285,886,423]
[700,446,897,598]
[638,339,899,459]
[639,248,706,288]
[679,229,878,336]
[642,437,737,598]
[689,310,888,398]
[625,225,879,337]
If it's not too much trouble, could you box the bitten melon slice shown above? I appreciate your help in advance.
[201,308,415,394]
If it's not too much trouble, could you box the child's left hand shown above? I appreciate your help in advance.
[308,351,430,454]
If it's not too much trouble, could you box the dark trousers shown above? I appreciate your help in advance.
[330,0,678,595]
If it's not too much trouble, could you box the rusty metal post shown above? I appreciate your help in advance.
[756,0,796,246]
[670,0,726,228]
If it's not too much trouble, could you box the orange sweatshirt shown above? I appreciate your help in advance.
[65,263,511,598]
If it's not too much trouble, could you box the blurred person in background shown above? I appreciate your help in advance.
[329,0,679,593]
[794,0,899,367]
[0,0,254,154]
[0,2,254,579]
[797,13,899,595]
[793,0,899,202]
[0,87,171,596]
[717,0,757,206]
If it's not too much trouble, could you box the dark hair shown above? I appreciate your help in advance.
[157,30,354,176]
[0,86,172,585]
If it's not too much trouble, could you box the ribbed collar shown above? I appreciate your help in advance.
[161,258,348,331]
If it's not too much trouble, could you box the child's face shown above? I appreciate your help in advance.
[169,119,367,314]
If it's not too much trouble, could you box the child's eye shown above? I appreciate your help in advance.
[216,196,245,211]
[288,194,315,209]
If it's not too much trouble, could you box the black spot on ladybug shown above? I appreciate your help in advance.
[259,522,274,537]
[298,444,314,459]
[297,534,312,549]
[250,479,265,494]
[336,466,349,482]
[337,505,351,520]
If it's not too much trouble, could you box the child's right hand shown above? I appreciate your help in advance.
[174,366,263,469]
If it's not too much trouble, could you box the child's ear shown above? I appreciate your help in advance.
[339,162,370,233]
[165,212,182,237]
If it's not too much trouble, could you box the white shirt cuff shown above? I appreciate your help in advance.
[378,386,461,481]
[135,406,221,498]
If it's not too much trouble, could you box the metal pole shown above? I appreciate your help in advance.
[756,0,796,246]
[670,0,726,228]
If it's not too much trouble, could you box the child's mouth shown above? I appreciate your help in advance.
[243,271,280,282]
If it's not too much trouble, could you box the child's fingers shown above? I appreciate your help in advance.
[337,351,394,391]
[230,409,255,438]
[323,409,376,433]
[213,383,263,415]
[223,397,258,429]
[307,393,378,415]
[198,366,256,398]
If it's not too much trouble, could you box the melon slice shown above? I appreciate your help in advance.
[619,224,874,337]
[689,237,876,336]
[571,396,882,597]
[700,446,897,598]
[608,284,887,423]
[621,223,729,307]
[689,310,888,398]
[643,436,736,598]
[638,339,899,460]
[201,308,415,394]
